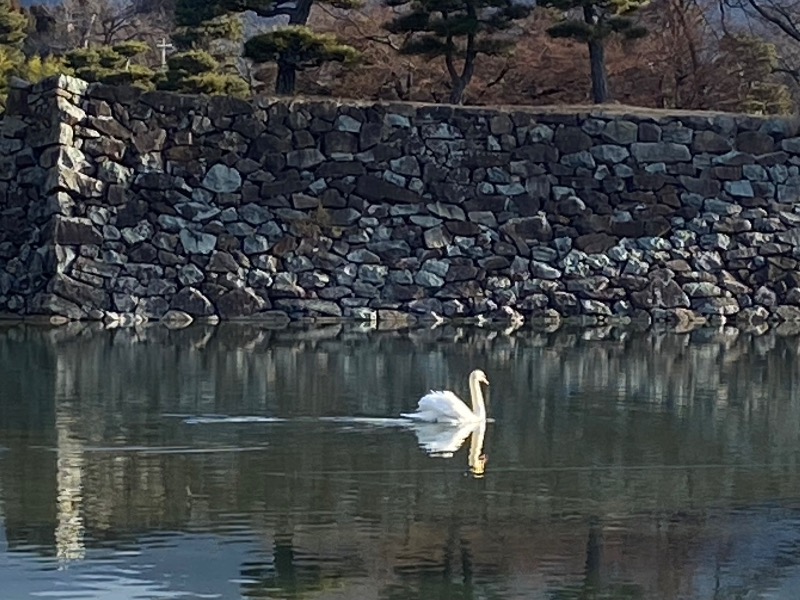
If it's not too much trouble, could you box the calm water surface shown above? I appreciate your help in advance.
[2,322,800,599]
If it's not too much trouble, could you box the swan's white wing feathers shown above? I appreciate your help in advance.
[413,390,475,423]
[412,422,478,455]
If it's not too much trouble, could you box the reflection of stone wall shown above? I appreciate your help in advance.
[4,323,800,597]
[4,77,800,328]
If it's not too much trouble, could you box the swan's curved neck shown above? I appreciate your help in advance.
[469,377,486,420]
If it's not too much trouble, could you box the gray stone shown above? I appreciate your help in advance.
[692,131,732,153]
[487,167,512,183]
[203,163,242,193]
[390,156,421,176]
[781,137,800,153]
[424,227,451,249]
[336,114,362,133]
[140,296,170,319]
[121,222,154,246]
[631,143,691,163]
[528,124,554,143]
[693,251,724,271]
[469,211,498,227]
[303,299,344,316]
[755,285,778,307]
[699,233,731,251]
[503,215,552,243]
[410,215,442,228]
[358,264,388,284]
[683,282,723,298]
[175,202,221,222]
[428,202,466,220]
[724,180,754,197]
[704,198,741,215]
[216,288,267,318]
[272,272,305,298]
[243,234,270,254]
[51,216,103,245]
[531,261,561,279]
[414,271,445,287]
[561,151,596,169]
[179,229,217,255]
[496,182,526,195]
[240,203,272,225]
[225,221,256,237]
[286,148,325,169]
[347,248,381,263]
[31,293,85,320]
[97,159,133,185]
[590,145,630,164]
[50,274,109,309]
[602,121,638,145]
[558,196,586,217]
[581,299,612,315]
[554,127,592,152]
[693,297,740,315]
[775,305,800,321]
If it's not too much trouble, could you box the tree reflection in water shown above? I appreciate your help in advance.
[1,322,800,598]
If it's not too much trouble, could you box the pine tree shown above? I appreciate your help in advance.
[172,0,360,96]
[0,0,27,106]
[64,41,157,90]
[243,0,360,95]
[384,0,531,104]
[244,26,358,95]
[539,0,647,103]
[0,0,26,49]
[160,0,249,96]
[716,34,792,115]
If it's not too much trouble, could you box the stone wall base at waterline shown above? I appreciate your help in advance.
[2,305,799,333]
[4,76,800,324]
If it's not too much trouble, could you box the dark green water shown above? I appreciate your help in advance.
[2,321,800,599]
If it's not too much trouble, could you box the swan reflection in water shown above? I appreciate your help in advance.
[409,421,488,478]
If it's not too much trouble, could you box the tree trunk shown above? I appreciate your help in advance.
[275,61,296,96]
[448,78,467,104]
[588,38,610,103]
[272,0,311,96]
[582,6,610,104]
[446,36,476,105]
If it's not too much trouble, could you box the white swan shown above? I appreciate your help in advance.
[401,369,490,424]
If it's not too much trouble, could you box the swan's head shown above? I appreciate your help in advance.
[470,369,489,386]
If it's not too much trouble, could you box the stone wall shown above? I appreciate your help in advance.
[3,75,800,326]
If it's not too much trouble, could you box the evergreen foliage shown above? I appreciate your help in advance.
[244,26,359,95]
[0,0,26,49]
[717,34,792,115]
[160,0,249,96]
[0,0,53,107]
[170,0,360,96]
[539,0,648,103]
[384,0,531,104]
[64,41,156,90]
